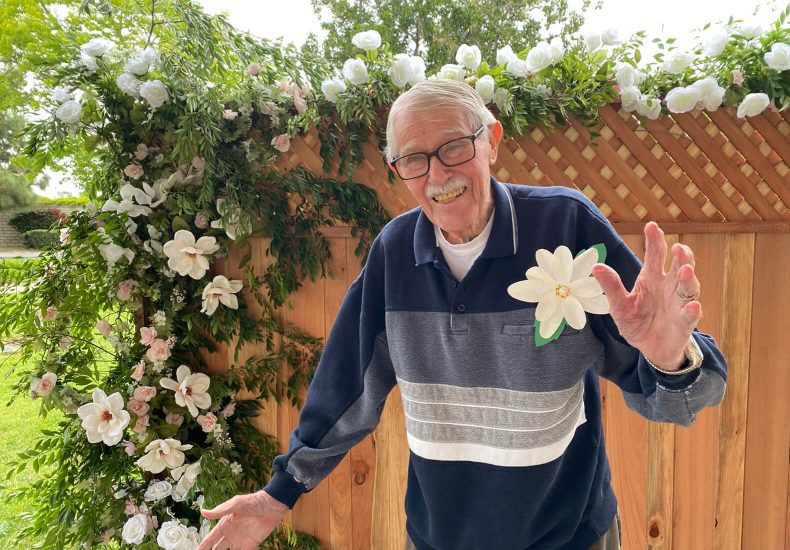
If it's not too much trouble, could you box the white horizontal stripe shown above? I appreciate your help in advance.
[401,395,567,414]
[406,401,586,467]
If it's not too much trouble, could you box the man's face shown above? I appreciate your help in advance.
[390,106,503,244]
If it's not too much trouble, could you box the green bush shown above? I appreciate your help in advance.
[8,210,61,234]
[36,196,88,207]
[21,229,58,249]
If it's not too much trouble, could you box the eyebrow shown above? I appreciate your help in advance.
[399,128,469,156]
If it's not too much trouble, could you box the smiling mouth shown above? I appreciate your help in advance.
[432,186,467,203]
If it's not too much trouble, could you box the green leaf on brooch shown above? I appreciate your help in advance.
[534,318,567,347]
[575,242,607,264]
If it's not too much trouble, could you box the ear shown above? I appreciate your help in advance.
[487,121,504,165]
[387,161,400,179]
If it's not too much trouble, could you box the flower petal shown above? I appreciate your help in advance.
[561,296,587,329]
[535,249,559,280]
[525,266,553,283]
[176,365,191,382]
[577,293,610,314]
[507,279,554,303]
[570,276,605,298]
[535,295,562,323]
[553,246,573,283]
[539,309,564,338]
[571,247,599,281]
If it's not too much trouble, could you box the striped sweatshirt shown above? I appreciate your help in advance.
[263,179,728,550]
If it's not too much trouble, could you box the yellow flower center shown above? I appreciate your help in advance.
[554,284,571,299]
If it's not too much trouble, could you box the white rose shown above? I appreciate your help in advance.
[619,86,640,112]
[736,24,763,39]
[662,51,695,74]
[493,87,510,111]
[342,59,369,85]
[601,27,621,46]
[765,42,790,71]
[437,64,466,80]
[116,73,142,98]
[506,57,528,78]
[408,56,426,85]
[614,62,637,88]
[703,27,730,57]
[496,45,517,67]
[80,37,112,57]
[321,77,346,102]
[665,85,702,114]
[351,30,381,52]
[548,37,564,64]
[525,41,554,73]
[121,514,150,545]
[144,480,173,502]
[691,76,725,110]
[55,100,82,124]
[52,86,71,103]
[389,54,414,88]
[583,31,603,51]
[80,51,98,72]
[636,95,662,119]
[736,93,770,118]
[475,75,495,104]
[455,44,482,70]
[156,520,190,550]
[125,47,157,75]
[139,80,169,109]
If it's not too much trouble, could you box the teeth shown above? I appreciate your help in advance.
[433,187,465,202]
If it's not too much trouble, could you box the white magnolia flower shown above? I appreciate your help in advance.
[136,438,193,474]
[475,75,496,104]
[703,27,730,57]
[80,37,112,57]
[52,86,71,103]
[139,80,169,109]
[171,460,201,501]
[321,77,346,102]
[162,230,219,279]
[389,54,414,88]
[80,51,99,72]
[619,86,640,112]
[691,76,725,110]
[98,243,135,266]
[437,63,466,80]
[342,58,369,85]
[351,30,381,51]
[407,56,426,85]
[736,23,763,39]
[665,85,702,113]
[525,39,563,73]
[201,275,243,316]
[614,62,638,88]
[497,45,517,67]
[125,47,158,75]
[144,480,173,502]
[506,57,528,78]
[159,365,211,417]
[455,44,482,70]
[210,198,250,240]
[77,389,131,446]
[636,95,662,119]
[507,245,609,338]
[116,73,142,98]
[662,51,695,74]
[765,42,790,71]
[157,520,191,550]
[55,100,82,124]
[101,183,157,217]
[737,93,770,118]
[121,514,151,545]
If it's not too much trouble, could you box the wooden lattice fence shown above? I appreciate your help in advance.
[207,104,790,549]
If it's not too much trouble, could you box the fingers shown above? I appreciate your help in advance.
[591,263,629,306]
[196,517,228,550]
[643,221,668,275]
[668,242,696,277]
[681,300,703,328]
[201,495,246,520]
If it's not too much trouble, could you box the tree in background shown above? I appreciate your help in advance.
[0,109,48,209]
[309,0,599,72]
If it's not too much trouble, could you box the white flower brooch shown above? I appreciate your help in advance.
[507,244,610,346]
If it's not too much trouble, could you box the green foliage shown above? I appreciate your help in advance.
[37,196,90,207]
[21,229,59,249]
[8,209,61,234]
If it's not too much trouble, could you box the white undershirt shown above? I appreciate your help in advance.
[434,208,495,282]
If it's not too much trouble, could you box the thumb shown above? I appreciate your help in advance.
[591,264,628,305]
[200,495,245,519]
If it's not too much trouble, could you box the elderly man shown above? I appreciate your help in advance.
[197,79,727,550]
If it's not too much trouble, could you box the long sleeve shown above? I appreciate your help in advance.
[263,236,397,507]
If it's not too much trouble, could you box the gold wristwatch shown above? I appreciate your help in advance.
[644,337,703,376]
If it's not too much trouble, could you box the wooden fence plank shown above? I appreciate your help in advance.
[745,114,790,168]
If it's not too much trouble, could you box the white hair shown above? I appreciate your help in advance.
[385,79,496,160]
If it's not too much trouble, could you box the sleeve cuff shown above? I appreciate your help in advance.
[263,470,308,509]
[640,355,702,390]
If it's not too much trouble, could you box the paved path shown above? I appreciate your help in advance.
[0,248,40,259]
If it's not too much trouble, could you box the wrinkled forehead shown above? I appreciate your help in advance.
[390,104,472,153]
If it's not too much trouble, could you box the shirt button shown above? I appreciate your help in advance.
[456,304,466,312]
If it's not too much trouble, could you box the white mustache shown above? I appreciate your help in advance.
[425,176,469,199]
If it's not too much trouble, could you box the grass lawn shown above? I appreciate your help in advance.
[0,350,63,547]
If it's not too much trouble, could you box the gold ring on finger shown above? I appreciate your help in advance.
[676,286,700,302]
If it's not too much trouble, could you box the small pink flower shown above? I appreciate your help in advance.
[277,79,295,95]
[123,442,136,458]
[124,498,138,514]
[197,412,218,433]
[127,399,150,416]
[123,164,144,180]
[132,414,149,434]
[191,156,205,171]
[96,319,112,338]
[58,336,72,350]
[165,410,184,426]
[37,306,58,322]
[131,360,146,381]
[145,338,171,363]
[139,326,157,346]
[732,69,744,86]
[222,109,238,120]
[294,95,307,114]
[221,401,236,418]
[116,279,138,301]
[38,372,57,396]
[59,228,70,245]
[134,143,149,161]
[133,386,156,402]
[271,134,291,153]
[194,212,209,229]
[260,101,277,116]
[245,62,262,76]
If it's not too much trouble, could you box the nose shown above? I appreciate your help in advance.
[426,154,451,184]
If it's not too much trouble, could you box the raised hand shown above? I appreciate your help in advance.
[591,221,702,370]
[196,490,289,550]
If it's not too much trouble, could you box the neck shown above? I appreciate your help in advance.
[441,201,494,244]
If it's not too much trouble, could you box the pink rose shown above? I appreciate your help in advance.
[38,372,57,396]
[194,212,209,229]
[197,412,218,433]
[277,79,295,94]
[37,306,58,322]
[139,326,157,346]
[293,94,307,114]
[124,498,139,514]
[165,410,184,426]
[133,386,156,402]
[134,143,149,160]
[58,336,72,350]
[127,399,150,416]
[116,279,138,301]
[222,109,238,120]
[123,164,144,180]
[271,134,291,153]
[131,360,146,381]
[96,319,112,338]
[123,442,136,458]
[221,401,236,418]
[132,414,149,434]
[732,69,744,86]
[245,62,262,76]
[145,339,171,363]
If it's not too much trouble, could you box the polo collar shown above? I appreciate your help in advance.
[413,177,519,266]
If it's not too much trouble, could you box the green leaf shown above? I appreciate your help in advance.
[535,319,566,347]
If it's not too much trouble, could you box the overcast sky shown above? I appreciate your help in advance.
[41,0,775,197]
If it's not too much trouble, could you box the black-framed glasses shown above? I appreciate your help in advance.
[390,126,485,180]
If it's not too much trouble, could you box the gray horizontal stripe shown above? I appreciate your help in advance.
[398,377,582,412]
